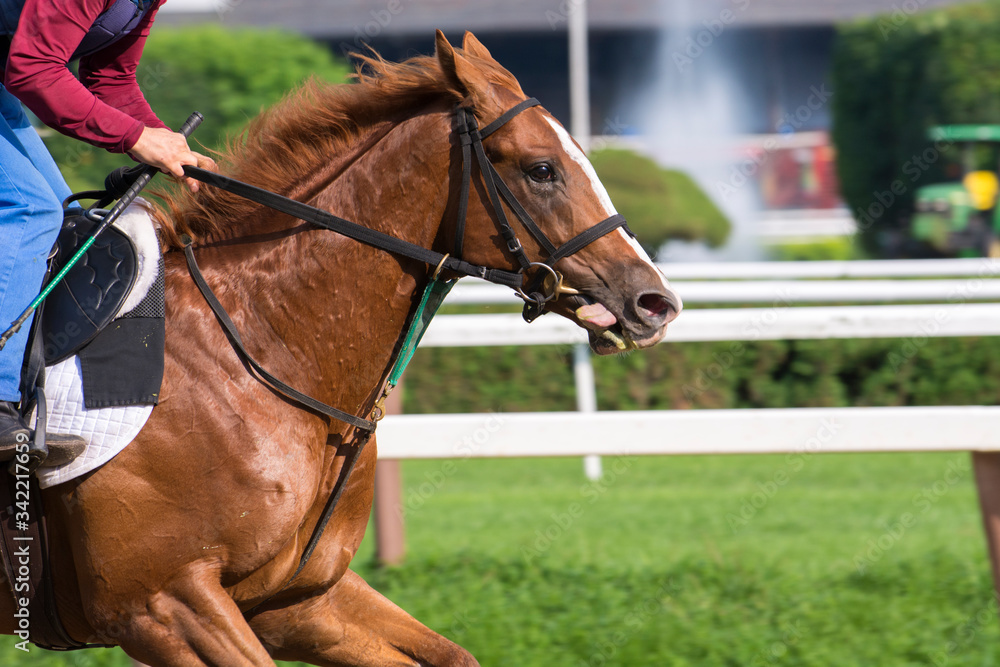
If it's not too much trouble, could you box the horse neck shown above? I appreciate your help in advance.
[209,109,454,424]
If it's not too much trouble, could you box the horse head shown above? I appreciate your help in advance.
[435,31,682,354]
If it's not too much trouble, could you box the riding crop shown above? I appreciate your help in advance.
[0,111,203,352]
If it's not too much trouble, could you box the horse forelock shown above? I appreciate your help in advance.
[154,46,522,251]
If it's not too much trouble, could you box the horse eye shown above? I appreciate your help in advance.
[528,164,555,183]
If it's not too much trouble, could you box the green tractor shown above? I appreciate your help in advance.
[909,125,1000,258]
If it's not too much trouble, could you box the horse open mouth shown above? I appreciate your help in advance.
[570,292,678,355]
[574,299,632,354]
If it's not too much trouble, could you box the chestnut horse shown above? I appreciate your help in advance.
[1,32,680,665]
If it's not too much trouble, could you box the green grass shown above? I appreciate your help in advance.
[2,452,996,665]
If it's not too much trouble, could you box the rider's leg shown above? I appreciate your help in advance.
[0,87,64,403]
[3,88,72,205]
[0,85,84,460]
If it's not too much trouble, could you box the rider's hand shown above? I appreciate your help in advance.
[187,151,218,192]
[130,127,218,193]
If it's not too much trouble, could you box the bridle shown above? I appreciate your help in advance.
[184,97,633,329]
[450,98,632,321]
[179,96,633,606]
[181,96,633,429]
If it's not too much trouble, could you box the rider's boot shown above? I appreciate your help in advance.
[0,400,86,467]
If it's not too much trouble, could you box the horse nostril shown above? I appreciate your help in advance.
[636,292,680,324]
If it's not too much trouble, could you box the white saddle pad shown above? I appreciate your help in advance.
[35,201,160,489]
[36,358,152,488]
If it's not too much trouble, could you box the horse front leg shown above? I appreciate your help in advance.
[249,569,478,667]
[93,562,276,667]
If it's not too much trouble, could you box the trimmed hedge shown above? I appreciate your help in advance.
[832,2,1000,253]
[590,148,731,249]
[769,237,858,261]
[401,336,1000,414]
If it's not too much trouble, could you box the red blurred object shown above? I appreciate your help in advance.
[755,132,842,210]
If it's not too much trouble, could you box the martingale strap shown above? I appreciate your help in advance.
[388,278,455,388]
[182,239,377,433]
[246,433,367,617]
[239,277,454,616]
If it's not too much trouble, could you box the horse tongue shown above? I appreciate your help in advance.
[575,302,617,328]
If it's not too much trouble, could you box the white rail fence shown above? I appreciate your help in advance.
[378,407,1000,459]
[373,260,1000,582]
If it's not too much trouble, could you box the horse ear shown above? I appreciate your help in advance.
[435,29,487,100]
[462,31,495,62]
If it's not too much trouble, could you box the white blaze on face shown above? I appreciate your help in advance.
[544,117,674,295]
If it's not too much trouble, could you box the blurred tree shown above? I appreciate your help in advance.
[44,26,352,192]
[590,148,731,251]
[832,2,1000,254]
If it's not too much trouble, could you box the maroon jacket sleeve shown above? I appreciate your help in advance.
[4,0,168,154]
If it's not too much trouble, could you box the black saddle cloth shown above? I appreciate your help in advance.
[39,210,165,408]
[42,211,137,365]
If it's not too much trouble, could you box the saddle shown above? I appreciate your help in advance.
[42,210,138,366]
[41,207,166,408]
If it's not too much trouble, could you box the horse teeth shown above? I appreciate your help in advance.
[599,329,628,351]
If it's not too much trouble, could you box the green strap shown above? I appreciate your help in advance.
[387,278,455,387]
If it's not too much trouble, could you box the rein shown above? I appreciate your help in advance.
[179,98,628,601]
[181,169,523,290]
[182,97,632,321]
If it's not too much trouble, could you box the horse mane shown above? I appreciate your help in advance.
[155,47,521,249]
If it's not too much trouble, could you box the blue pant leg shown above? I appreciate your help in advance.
[0,87,66,402]
[6,103,72,205]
